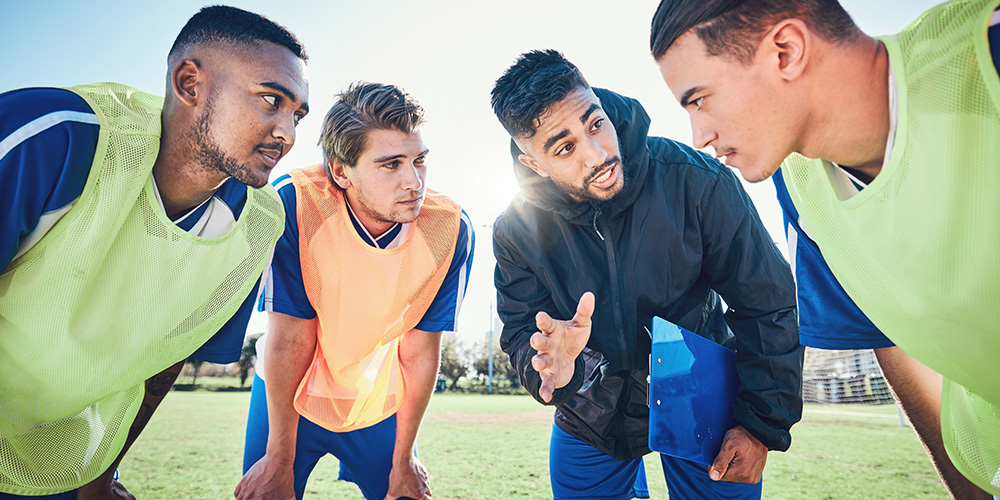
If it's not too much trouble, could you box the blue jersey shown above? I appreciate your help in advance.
[778,14,1000,350]
[0,87,259,364]
[258,173,475,330]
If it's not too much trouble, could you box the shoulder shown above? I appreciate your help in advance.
[642,136,733,197]
[0,87,96,127]
[272,173,297,201]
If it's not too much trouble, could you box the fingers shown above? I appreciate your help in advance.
[529,331,552,352]
[710,426,767,484]
[709,444,734,481]
[535,310,555,334]
[573,292,595,326]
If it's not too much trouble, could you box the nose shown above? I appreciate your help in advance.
[690,113,716,150]
[402,161,424,191]
[581,135,610,170]
[272,113,297,149]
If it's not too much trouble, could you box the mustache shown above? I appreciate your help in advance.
[584,156,622,184]
[257,142,285,155]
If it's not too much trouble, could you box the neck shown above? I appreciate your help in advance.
[799,35,890,181]
[344,192,393,237]
[152,116,230,220]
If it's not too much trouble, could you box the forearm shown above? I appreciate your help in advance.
[262,313,317,462]
[393,330,442,462]
[79,360,184,496]
[875,347,992,500]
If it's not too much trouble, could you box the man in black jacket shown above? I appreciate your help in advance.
[489,50,803,500]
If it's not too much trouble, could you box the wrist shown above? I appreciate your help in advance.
[392,450,415,467]
[263,446,296,465]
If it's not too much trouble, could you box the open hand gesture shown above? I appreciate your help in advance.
[530,292,595,402]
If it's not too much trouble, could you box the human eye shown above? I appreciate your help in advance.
[293,112,304,125]
[555,143,573,157]
[262,95,279,108]
[591,118,604,132]
[414,155,427,166]
[694,97,705,111]
[383,160,400,170]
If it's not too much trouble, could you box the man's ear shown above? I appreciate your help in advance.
[171,59,204,108]
[518,153,549,178]
[761,18,810,82]
[329,158,353,189]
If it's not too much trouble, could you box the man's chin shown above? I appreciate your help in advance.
[587,176,625,202]
[229,166,271,189]
[730,161,779,184]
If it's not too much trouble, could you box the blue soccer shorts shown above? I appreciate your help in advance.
[242,374,402,500]
[549,424,762,500]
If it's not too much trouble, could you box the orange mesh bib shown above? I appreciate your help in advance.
[289,165,460,432]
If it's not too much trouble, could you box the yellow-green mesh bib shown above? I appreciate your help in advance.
[0,83,284,495]
[781,0,1000,493]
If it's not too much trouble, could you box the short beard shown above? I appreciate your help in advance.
[555,156,628,204]
[189,96,267,188]
[593,162,630,211]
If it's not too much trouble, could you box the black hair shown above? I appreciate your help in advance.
[650,0,858,63]
[169,5,307,62]
[490,49,590,139]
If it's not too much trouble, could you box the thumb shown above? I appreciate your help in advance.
[709,445,734,481]
[573,292,595,325]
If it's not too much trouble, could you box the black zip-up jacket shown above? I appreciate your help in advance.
[493,88,803,461]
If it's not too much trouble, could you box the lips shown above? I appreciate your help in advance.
[256,145,284,168]
[715,149,735,166]
[398,195,424,206]
[587,162,618,188]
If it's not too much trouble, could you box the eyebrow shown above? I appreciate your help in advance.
[373,149,430,164]
[580,103,601,123]
[679,86,705,108]
[261,81,309,113]
[543,130,570,154]
[542,103,603,153]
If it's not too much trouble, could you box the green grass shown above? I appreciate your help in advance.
[121,393,947,499]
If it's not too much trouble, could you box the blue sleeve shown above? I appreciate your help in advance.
[0,87,99,269]
[772,171,893,350]
[257,175,316,319]
[190,276,260,363]
[415,209,475,332]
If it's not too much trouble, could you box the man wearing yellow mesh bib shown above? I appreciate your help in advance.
[0,6,309,500]
[651,0,1000,498]
[236,82,474,500]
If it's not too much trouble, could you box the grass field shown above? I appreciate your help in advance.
[121,391,947,499]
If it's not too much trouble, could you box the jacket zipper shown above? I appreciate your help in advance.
[595,207,630,370]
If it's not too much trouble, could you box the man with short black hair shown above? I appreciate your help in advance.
[490,49,802,500]
[651,1,999,497]
[0,6,308,499]
[236,82,474,500]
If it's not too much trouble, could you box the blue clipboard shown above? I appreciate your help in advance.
[648,316,739,466]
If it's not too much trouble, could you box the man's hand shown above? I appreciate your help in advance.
[76,476,135,500]
[234,454,295,500]
[708,425,768,484]
[384,456,431,500]
[530,291,595,402]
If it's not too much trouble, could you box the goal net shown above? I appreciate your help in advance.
[802,348,895,405]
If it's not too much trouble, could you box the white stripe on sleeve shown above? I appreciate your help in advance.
[0,110,99,162]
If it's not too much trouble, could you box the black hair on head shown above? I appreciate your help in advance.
[651,0,858,63]
[169,5,307,61]
[650,0,747,60]
[490,49,590,139]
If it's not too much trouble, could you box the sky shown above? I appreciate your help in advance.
[0,0,945,345]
